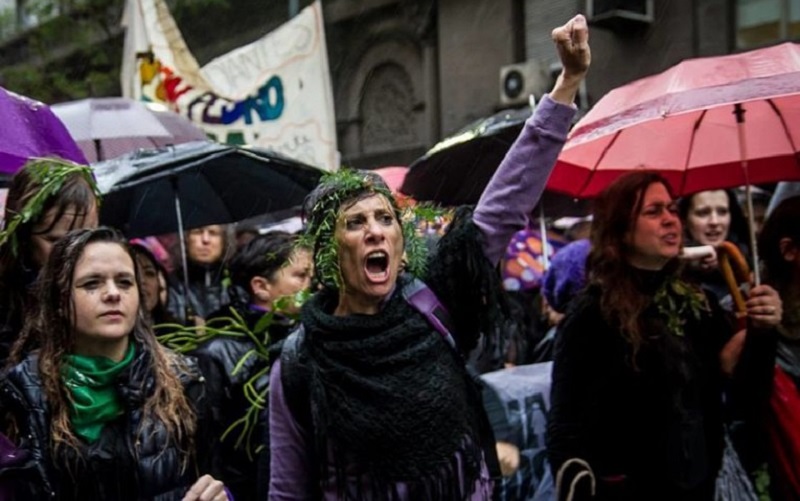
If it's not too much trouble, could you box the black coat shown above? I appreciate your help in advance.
[0,344,213,500]
[168,261,230,323]
[547,271,776,501]
[193,304,295,501]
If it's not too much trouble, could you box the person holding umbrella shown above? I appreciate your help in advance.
[0,157,100,365]
[0,227,230,500]
[547,171,782,500]
[268,14,590,499]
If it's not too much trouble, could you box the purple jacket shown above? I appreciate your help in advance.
[268,95,576,500]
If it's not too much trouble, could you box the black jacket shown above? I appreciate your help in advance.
[168,261,230,323]
[0,345,213,500]
[193,304,296,501]
[547,271,776,501]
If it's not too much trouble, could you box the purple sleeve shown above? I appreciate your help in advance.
[473,94,576,266]
[268,359,315,500]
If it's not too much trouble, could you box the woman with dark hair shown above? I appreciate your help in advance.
[192,231,312,501]
[268,15,590,499]
[130,240,176,329]
[0,227,229,500]
[0,158,99,364]
[547,172,781,500]
[678,189,750,301]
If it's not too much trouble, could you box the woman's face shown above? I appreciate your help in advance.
[685,190,730,246]
[264,249,313,313]
[30,202,99,268]
[335,194,404,314]
[71,242,139,360]
[134,252,160,314]
[627,182,682,270]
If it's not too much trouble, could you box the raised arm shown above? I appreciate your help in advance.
[474,15,591,265]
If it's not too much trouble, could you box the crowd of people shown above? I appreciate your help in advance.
[0,12,797,501]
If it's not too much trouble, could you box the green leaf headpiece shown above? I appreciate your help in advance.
[0,157,100,257]
[299,169,437,289]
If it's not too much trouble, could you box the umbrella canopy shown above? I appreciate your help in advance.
[402,107,532,206]
[0,86,87,173]
[373,166,409,194]
[401,107,590,218]
[94,141,323,238]
[550,42,800,198]
[52,98,207,162]
[502,228,568,292]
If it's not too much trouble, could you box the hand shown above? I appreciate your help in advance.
[698,253,719,271]
[550,15,591,105]
[182,475,228,501]
[746,284,782,329]
[552,15,591,79]
[496,441,521,477]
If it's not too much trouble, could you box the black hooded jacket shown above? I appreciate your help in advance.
[0,345,214,500]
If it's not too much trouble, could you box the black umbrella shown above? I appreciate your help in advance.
[402,107,531,207]
[94,141,323,310]
[401,107,589,220]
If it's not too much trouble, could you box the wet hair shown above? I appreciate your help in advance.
[229,231,307,298]
[0,160,98,336]
[588,171,678,358]
[759,196,800,292]
[678,188,750,255]
[10,227,196,460]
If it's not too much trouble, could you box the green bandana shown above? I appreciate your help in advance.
[63,343,135,443]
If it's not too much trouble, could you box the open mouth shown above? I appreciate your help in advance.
[364,251,390,282]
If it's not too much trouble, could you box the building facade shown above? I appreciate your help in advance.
[0,0,798,170]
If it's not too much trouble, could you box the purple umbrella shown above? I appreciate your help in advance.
[0,87,87,174]
[51,98,208,162]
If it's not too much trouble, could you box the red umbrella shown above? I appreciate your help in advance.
[550,42,800,199]
[549,42,800,284]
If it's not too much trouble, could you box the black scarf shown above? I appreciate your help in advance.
[300,282,485,499]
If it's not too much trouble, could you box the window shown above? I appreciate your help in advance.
[736,0,800,48]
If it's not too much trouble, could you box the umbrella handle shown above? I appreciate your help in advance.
[718,241,751,327]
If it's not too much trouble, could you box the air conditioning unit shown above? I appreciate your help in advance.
[499,60,548,107]
[586,0,654,30]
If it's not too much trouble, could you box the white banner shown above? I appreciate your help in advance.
[120,0,338,171]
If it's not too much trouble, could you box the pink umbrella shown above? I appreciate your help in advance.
[550,42,800,198]
[549,42,800,284]
[374,166,409,194]
[51,98,207,162]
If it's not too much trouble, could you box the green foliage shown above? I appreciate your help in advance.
[158,289,309,458]
[753,463,771,501]
[0,158,100,256]
[0,0,223,102]
[653,276,709,337]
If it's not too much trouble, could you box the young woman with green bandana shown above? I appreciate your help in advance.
[268,15,591,500]
[0,227,230,500]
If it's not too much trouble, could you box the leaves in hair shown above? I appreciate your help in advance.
[653,276,710,337]
[300,168,444,287]
[157,289,309,459]
[0,158,101,256]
